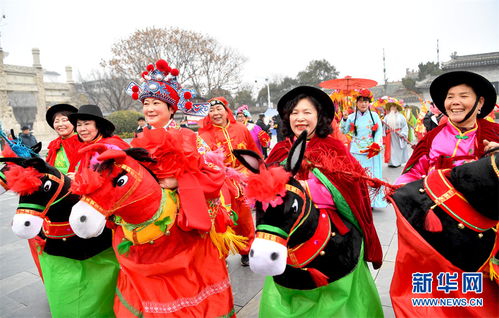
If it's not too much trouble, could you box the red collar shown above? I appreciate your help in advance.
[424,169,496,232]
[287,211,331,268]
[43,220,75,239]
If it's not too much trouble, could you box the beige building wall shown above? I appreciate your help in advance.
[0,48,82,147]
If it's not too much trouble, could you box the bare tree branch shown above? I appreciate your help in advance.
[101,27,246,99]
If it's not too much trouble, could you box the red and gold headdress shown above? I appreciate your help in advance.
[126,59,194,113]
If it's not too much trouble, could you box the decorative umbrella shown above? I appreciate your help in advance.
[319,76,378,91]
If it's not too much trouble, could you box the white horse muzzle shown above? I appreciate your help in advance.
[12,214,44,239]
[249,238,288,276]
[69,201,106,239]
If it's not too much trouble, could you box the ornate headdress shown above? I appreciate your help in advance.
[373,96,402,112]
[236,105,251,118]
[126,59,194,113]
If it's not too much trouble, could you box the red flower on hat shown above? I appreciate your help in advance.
[359,89,372,98]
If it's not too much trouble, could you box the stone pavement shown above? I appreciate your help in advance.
[0,164,403,318]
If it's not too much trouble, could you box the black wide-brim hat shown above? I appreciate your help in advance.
[46,104,78,129]
[277,86,335,120]
[430,71,497,119]
[69,104,115,133]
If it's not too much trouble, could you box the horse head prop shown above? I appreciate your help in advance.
[69,144,172,241]
[0,157,77,240]
[234,131,362,289]
[390,152,499,271]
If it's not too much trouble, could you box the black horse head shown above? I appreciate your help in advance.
[0,157,112,260]
[391,153,499,271]
[234,131,361,289]
[450,153,499,220]
[235,130,308,241]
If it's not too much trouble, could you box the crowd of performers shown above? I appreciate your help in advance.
[1,63,498,317]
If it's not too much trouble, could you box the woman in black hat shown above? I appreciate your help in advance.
[265,86,383,317]
[397,71,499,184]
[45,104,82,175]
[69,105,129,172]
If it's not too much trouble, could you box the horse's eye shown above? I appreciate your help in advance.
[116,175,128,187]
[43,180,52,192]
[291,199,299,213]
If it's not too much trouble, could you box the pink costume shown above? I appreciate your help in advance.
[396,121,478,184]
[247,123,265,153]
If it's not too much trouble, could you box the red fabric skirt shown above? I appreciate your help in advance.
[112,225,235,317]
[389,198,498,318]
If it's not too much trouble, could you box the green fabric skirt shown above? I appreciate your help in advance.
[259,244,383,318]
[38,247,119,318]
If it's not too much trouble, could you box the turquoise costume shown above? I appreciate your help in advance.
[341,111,387,208]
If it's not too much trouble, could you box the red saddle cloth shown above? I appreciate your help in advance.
[388,198,498,318]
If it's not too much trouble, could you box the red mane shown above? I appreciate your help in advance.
[70,166,106,195]
[246,165,291,210]
[131,128,201,178]
[5,165,44,195]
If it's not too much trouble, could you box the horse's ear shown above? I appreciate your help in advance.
[31,142,42,154]
[97,149,127,163]
[0,157,27,167]
[124,148,156,163]
[286,130,307,175]
[78,143,109,155]
[233,149,263,174]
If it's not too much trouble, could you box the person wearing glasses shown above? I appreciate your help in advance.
[199,97,261,266]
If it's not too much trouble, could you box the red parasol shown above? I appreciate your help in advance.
[319,76,378,91]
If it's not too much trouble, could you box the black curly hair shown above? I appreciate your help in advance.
[280,94,333,139]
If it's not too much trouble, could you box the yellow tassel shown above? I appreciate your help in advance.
[209,226,248,258]
[489,258,499,283]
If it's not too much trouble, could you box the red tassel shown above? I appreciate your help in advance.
[424,209,443,232]
[306,268,329,287]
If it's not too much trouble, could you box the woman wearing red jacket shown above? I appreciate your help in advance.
[45,104,83,175]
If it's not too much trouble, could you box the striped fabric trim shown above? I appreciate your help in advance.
[143,279,231,314]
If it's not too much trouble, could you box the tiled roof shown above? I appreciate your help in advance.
[442,52,499,70]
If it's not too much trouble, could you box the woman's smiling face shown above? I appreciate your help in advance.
[444,84,483,128]
[208,105,229,126]
[76,120,99,142]
[289,97,318,138]
[53,113,74,138]
[142,98,174,128]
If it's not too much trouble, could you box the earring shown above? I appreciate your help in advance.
[478,109,481,114]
